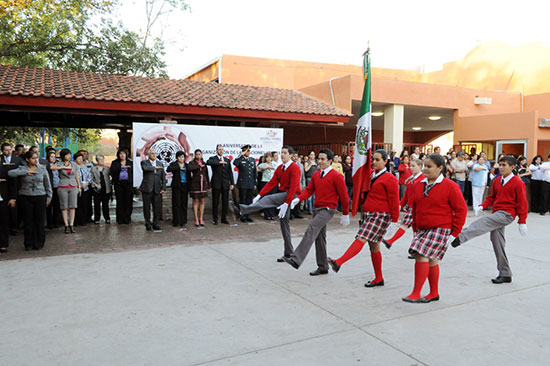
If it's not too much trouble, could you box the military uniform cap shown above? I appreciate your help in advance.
[241,144,251,152]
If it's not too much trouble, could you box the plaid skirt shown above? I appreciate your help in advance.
[356,212,391,243]
[408,227,452,260]
[401,208,413,227]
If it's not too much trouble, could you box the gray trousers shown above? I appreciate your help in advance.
[458,210,515,277]
[290,208,335,271]
[240,192,294,256]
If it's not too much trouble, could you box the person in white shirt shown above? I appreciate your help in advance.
[529,155,544,214]
[540,154,550,215]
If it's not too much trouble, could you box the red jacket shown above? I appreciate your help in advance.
[260,162,301,204]
[482,175,528,224]
[411,177,467,237]
[362,172,399,222]
[398,163,412,185]
[298,169,350,215]
[400,173,425,208]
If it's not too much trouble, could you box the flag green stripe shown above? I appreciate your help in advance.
[359,50,371,117]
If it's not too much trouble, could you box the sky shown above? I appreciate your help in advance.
[118,0,550,79]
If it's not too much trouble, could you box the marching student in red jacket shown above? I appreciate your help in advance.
[383,158,424,253]
[451,155,528,284]
[328,149,399,288]
[403,154,467,303]
[282,149,350,276]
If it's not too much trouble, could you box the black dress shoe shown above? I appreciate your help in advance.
[65,226,70,234]
[451,237,461,248]
[491,276,512,284]
[402,296,423,303]
[282,256,300,269]
[221,219,229,224]
[152,224,161,231]
[420,296,440,303]
[245,217,253,222]
[327,257,340,273]
[294,215,304,219]
[382,239,392,249]
[0,247,7,253]
[212,220,218,225]
[145,223,152,231]
[69,226,75,233]
[277,255,291,263]
[309,268,329,276]
[364,280,384,288]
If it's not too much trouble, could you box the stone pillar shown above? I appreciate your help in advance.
[384,104,404,153]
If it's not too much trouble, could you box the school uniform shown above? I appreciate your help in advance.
[398,164,412,199]
[238,160,301,257]
[455,174,528,279]
[330,169,399,286]
[399,173,425,227]
[286,167,349,272]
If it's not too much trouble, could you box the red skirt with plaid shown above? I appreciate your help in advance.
[401,207,413,227]
[356,212,392,243]
[408,227,452,260]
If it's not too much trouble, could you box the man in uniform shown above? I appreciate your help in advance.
[233,144,257,222]
[207,144,235,225]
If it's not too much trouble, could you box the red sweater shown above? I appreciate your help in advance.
[482,175,528,224]
[298,169,350,215]
[260,162,301,204]
[411,177,467,237]
[400,173,425,208]
[362,172,399,222]
[398,164,412,185]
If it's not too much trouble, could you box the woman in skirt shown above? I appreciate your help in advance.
[188,149,210,227]
[402,154,467,303]
[382,158,424,253]
[328,149,399,287]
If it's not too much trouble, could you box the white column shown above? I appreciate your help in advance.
[384,104,404,152]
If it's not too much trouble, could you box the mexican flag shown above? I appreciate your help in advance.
[351,48,373,217]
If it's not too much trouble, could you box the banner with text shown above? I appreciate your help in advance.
[132,122,284,187]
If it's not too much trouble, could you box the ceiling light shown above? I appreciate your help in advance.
[412,127,422,131]
[428,116,441,120]
[372,112,384,117]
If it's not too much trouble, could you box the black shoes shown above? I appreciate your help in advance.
[212,220,218,225]
[245,217,253,223]
[327,257,340,273]
[420,296,440,303]
[145,223,152,231]
[65,226,70,234]
[221,219,229,224]
[69,226,75,233]
[309,268,329,276]
[491,276,512,284]
[277,255,291,263]
[365,280,384,288]
[382,239,392,249]
[451,237,461,248]
[282,256,300,269]
[152,224,161,231]
[0,248,7,253]
[402,296,423,303]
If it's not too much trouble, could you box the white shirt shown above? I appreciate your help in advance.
[529,164,543,180]
[372,168,387,179]
[500,173,514,186]
[320,166,333,178]
[4,155,10,164]
[421,173,444,186]
[282,160,293,171]
[541,162,550,183]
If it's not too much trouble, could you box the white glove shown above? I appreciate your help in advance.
[290,197,300,209]
[385,222,400,238]
[474,205,483,216]
[518,224,528,237]
[446,235,456,245]
[277,202,289,219]
[340,214,350,227]
[252,195,261,204]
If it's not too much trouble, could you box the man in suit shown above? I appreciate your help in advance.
[140,150,166,231]
[233,144,257,222]
[207,144,235,225]
[1,143,19,249]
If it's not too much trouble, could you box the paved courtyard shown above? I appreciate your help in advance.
[1,211,549,365]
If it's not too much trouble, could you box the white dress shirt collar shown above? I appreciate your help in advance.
[421,174,444,185]
[372,168,387,179]
[282,160,293,170]
[321,166,332,177]
[501,174,514,186]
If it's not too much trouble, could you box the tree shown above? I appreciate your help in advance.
[0,127,101,147]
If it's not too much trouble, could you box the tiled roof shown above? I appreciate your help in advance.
[0,65,349,117]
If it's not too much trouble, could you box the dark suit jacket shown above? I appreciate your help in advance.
[207,155,234,190]
[167,161,190,189]
[233,156,257,189]
[140,159,166,194]
[0,155,20,200]
[110,159,133,186]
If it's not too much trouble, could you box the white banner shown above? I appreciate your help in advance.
[132,122,284,187]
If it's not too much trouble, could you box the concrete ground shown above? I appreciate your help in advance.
[1,210,549,365]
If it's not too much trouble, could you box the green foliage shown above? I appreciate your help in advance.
[0,127,101,148]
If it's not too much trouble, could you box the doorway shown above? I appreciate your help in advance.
[496,140,528,157]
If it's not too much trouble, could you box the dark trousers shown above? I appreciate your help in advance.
[86,186,93,222]
[172,185,188,226]
[46,188,61,228]
[93,190,111,222]
[75,190,90,226]
[465,180,473,206]
[0,200,9,248]
[531,180,542,212]
[211,187,229,222]
[541,181,550,214]
[19,195,47,250]
[142,191,161,225]
[239,188,254,221]
[115,181,133,224]
[8,203,18,233]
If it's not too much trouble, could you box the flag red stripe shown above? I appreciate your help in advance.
[351,149,372,216]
